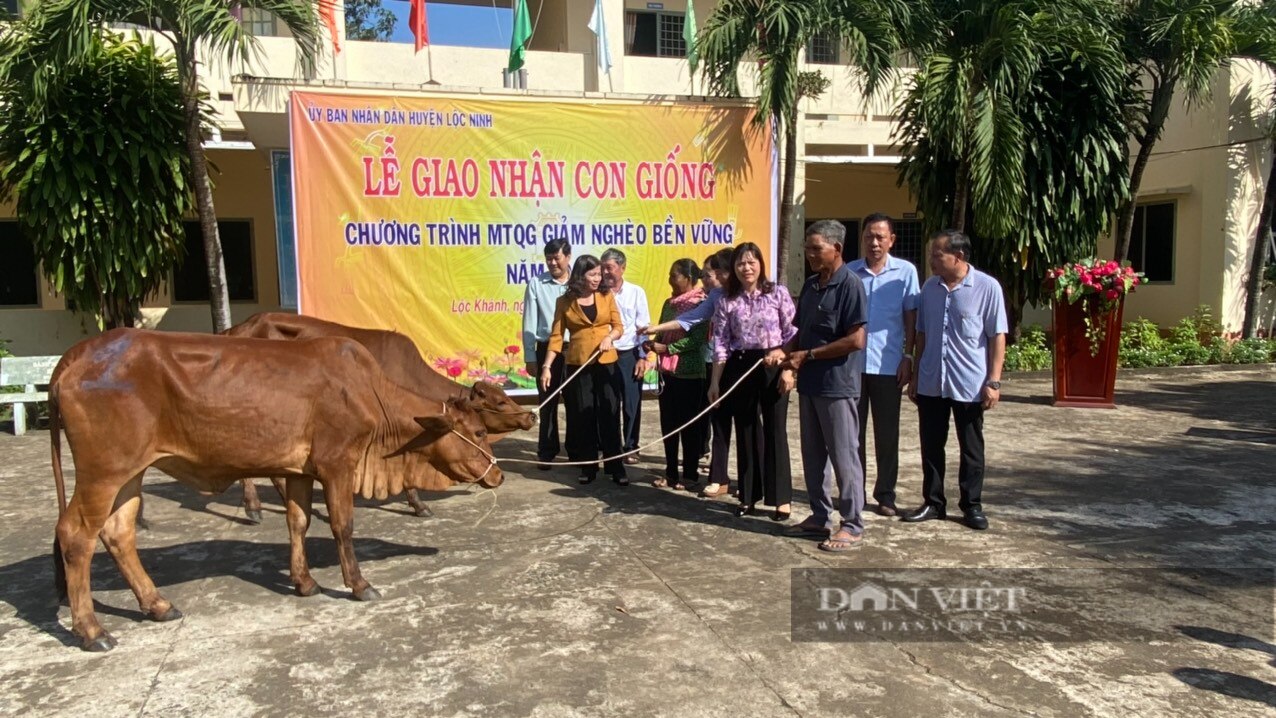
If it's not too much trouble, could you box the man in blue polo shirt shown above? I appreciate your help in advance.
[782,220,868,551]
[904,229,1007,530]
[848,213,920,516]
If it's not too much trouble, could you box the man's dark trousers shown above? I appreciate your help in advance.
[916,393,985,514]
[612,347,644,452]
[535,341,566,461]
[858,373,902,509]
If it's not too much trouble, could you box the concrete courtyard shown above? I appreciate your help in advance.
[1,364,1274,717]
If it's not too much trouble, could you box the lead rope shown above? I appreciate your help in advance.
[453,356,768,470]
[535,348,603,411]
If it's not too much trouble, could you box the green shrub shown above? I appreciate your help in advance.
[1206,336,1230,364]
[1166,316,1210,365]
[1118,318,1173,367]
[1227,338,1272,364]
[1005,325,1051,372]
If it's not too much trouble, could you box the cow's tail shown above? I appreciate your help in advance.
[49,384,67,602]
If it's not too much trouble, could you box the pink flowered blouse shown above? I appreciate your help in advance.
[711,287,798,362]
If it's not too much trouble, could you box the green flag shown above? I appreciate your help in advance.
[684,0,698,74]
[509,0,532,72]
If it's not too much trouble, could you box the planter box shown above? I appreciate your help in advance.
[1052,298,1124,408]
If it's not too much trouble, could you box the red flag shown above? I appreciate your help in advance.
[410,0,430,53]
[318,0,341,54]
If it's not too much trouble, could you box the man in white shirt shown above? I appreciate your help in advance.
[600,249,653,464]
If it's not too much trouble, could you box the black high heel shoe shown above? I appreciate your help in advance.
[771,508,791,522]
[735,503,756,517]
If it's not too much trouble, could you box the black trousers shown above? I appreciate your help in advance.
[659,374,705,483]
[612,348,644,452]
[565,362,626,479]
[534,341,566,461]
[857,373,902,509]
[721,350,792,507]
[700,362,713,459]
[916,394,985,513]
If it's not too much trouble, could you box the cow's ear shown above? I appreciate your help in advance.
[415,415,456,438]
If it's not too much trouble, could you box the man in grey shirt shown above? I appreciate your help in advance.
[522,238,572,468]
[904,229,1007,530]
[782,220,868,551]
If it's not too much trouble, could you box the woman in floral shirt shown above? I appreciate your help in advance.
[709,242,797,520]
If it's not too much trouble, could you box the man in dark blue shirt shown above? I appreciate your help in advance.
[781,220,869,551]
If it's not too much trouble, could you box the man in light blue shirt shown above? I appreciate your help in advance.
[848,213,920,516]
[522,238,572,468]
[904,230,1006,531]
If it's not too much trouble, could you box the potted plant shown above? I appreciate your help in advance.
[1044,259,1142,408]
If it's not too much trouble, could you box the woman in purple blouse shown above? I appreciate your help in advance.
[708,242,797,520]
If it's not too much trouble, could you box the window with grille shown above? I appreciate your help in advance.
[1130,202,1175,283]
[624,11,687,58]
[0,221,39,307]
[173,220,256,303]
[243,9,278,37]
[891,220,925,270]
[807,32,839,65]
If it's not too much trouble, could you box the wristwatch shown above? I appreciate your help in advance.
[985,380,1002,390]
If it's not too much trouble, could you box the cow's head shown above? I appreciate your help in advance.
[469,380,536,434]
[406,397,504,488]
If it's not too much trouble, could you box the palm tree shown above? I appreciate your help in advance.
[896,0,1068,237]
[1236,0,1276,338]
[23,0,321,333]
[699,0,907,284]
[895,0,1131,335]
[1113,0,1273,264]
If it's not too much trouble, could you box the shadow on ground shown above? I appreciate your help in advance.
[0,537,438,646]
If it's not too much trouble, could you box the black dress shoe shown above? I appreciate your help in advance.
[900,504,946,522]
[611,474,629,487]
[963,508,989,530]
[578,474,597,485]
[735,503,756,517]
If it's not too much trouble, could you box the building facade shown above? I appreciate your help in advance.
[2,0,1273,354]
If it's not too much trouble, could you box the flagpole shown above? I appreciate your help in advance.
[426,43,439,86]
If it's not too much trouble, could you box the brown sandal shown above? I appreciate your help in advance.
[818,531,863,552]
[652,477,671,488]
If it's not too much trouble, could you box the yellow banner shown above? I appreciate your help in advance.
[291,91,775,391]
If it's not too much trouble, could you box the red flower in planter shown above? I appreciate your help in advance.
[1044,257,1145,356]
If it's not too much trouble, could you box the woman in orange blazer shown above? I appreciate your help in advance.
[541,254,628,485]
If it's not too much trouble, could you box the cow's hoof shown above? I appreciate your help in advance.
[244,509,263,524]
[294,580,321,597]
[354,586,382,602]
[150,606,183,622]
[412,504,433,518]
[82,633,117,653]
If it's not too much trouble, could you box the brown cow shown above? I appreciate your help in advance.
[226,313,534,520]
[49,329,502,652]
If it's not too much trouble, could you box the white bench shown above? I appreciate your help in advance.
[0,356,59,436]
